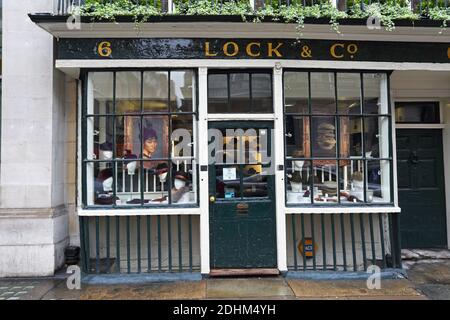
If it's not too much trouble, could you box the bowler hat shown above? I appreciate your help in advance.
[174,170,189,182]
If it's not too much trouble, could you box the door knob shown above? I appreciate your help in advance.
[410,151,419,165]
[209,196,216,203]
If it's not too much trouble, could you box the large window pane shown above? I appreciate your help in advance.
[90,72,113,115]
[367,160,391,203]
[311,116,337,158]
[116,72,141,115]
[364,116,390,159]
[252,73,272,113]
[87,161,114,206]
[143,71,168,113]
[170,70,195,113]
[284,72,309,114]
[286,160,311,204]
[340,116,363,158]
[337,73,361,114]
[285,116,309,158]
[208,74,228,113]
[87,116,114,160]
[311,72,335,114]
[115,116,141,159]
[363,73,386,114]
[312,162,338,204]
[230,73,250,113]
[339,159,366,204]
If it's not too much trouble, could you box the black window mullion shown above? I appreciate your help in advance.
[249,73,253,113]
[82,75,88,207]
[334,72,341,204]
[168,71,172,205]
[308,72,314,203]
[360,73,367,203]
[140,71,144,207]
[112,72,117,208]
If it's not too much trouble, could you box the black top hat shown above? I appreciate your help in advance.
[99,142,113,151]
[156,162,169,175]
[174,170,189,182]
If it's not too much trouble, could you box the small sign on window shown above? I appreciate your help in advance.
[223,167,237,181]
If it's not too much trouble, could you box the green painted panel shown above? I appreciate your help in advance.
[209,121,277,269]
[397,129,447,248]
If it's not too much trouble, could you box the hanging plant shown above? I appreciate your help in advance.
[75,0,448,35]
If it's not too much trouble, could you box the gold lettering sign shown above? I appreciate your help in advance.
[246,42,261,57]
[205,42,218,57]
[448,47,450,59]
[223,42,239,57]
[268,43,283,57]
[330,43,345,59]
[98,41,112,57]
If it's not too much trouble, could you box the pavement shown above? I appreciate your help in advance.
[1,250,449,300]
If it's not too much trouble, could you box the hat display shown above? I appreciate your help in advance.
[99,142,113,151]
[155,162,169,175]
[174,170,189,182]
[143,127,158,141]
[316,123,336,150]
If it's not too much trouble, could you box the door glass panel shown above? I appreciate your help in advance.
[215,165,241,199]
[251,73,272,113]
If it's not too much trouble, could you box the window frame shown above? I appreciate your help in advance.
[282,69,395,207]
[81,68,200,210]
[394,101,441,124]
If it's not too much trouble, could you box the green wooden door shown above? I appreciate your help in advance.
[397,129,447,248]
[209,121,277,269]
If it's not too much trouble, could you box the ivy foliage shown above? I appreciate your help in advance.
[77,0,450,33]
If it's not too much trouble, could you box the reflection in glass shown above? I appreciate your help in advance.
[311,116,337,158]
[311,162,338,204]
[230,73,250,113]
[242,168,268,198]
[208,74,228,113]
[395,102,440,124]
[285,116,309,157]
[87,161,114,206]
[116,72,141,114]
[337,73,361,114]
[311,72,335,114]
[339,160,365,204]
[170,70,194,112]
[367,160,390,203]
[286,161,311,204]
[284,72,309,114]
[216,165,241,199]
[143,71,169,113]
[340,116,363,157]
[91,72,113,115]
[363,73,383,114]
[252,73,272,113]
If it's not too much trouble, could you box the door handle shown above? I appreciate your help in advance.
[410,151,419,165]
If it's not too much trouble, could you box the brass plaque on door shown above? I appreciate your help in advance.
[236,203,249,214]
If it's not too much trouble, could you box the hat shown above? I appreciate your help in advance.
[143,127,158,141]
[155,162,168,175]
[99,142,113,151]
[123,151,137,162]
[97,168,113,181]
[174,170,189,182]
[289,171,302,183]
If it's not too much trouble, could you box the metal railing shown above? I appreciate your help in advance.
[286,212,402,271]
[53,0,449,15]
[79,214,200,274]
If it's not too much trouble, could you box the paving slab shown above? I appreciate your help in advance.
[206,278,295,299]
[406,260,450,285]
[287,279,422,299]
[79,280,207,300]
[415,284,450,300]
[0,279,63,300]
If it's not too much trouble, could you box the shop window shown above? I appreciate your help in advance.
[208,70,273,113]
[84,70,198,208]
[284,71,392,205]
[395,102,440,124]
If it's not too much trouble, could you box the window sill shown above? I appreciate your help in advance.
[284,205,401,214]
[78,206,201,216]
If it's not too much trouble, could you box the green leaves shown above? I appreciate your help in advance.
[77,0,450,34]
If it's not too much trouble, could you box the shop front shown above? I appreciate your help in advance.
[26,8,450,277]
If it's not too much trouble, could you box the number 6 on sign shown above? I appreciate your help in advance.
[98,41,112,57]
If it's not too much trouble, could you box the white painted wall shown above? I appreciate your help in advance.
[0,0,69,276]
[391,70,450,249]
